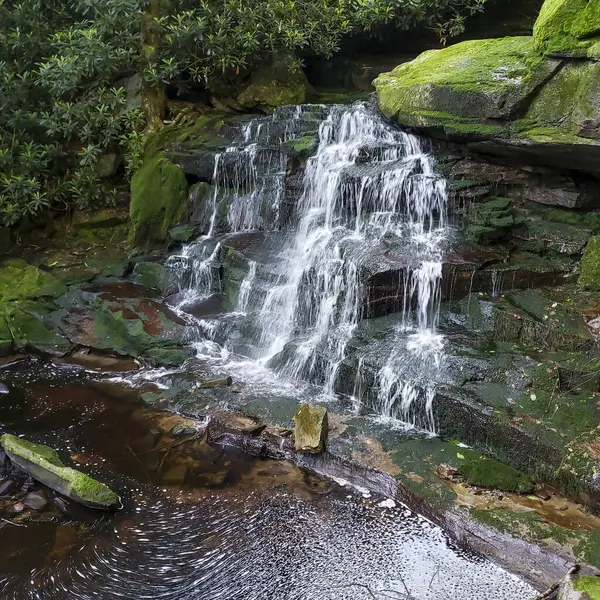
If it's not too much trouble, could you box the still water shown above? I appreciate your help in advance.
[0,361,535,600]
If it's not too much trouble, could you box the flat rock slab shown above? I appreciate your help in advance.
[293,404,328,453]
[1,434,120,510]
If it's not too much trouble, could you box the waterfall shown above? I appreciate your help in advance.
[167,101,448,432]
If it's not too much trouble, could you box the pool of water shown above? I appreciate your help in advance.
[0,360,535,600]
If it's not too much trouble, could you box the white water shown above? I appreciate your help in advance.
[167,102,448,432]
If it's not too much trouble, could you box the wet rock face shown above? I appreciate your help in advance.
[0,434,120,510]
[293,404,328,453]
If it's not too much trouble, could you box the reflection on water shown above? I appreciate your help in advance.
[0,362,534,600]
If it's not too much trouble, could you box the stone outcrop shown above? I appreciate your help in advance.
[374,0,600,176]
[1,434,120,510]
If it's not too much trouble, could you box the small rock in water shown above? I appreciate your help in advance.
[11,502,24,513]
[24,490,47,510]
[293,404,328,454]
[0,383,9,394]
[161,462,188,486]
[197,375,233,389]
[53,496,69,513]
[170,424,197,438]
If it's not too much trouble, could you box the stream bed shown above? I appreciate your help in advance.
[0,360,536,599]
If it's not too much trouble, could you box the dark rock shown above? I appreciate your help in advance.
[0,383,8,394]
[0,479,14,495]
[24,490,47,510]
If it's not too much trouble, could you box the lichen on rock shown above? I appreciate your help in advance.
[293,404,327,453]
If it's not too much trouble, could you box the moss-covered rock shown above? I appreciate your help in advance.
[579,236,600,290]
[2,302,73,356]
[293,404,327,453]
[130,152,188,245]
[237,56,313,111]
[0,259,67,302]
[168,224,196,243]
[573,575,600,600]
[132,261,167,291]
[466,197,514,244]
[145,347,194,367]
[375,37,559,124]
[374,29,600,175]
[458,455,534,493]
[1,434,120,510]
[533,0,600,59]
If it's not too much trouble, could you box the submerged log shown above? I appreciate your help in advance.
[0,434,121,510]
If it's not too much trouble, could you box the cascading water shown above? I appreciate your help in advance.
[167,101,448,432]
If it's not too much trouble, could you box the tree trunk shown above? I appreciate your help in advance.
[140,0,166,130]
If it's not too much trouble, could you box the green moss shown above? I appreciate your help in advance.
[466,197,513,243]
[3,302,72,356]
[1,434,64,467]
[129,152,188,245]
[168,224,196,243]
[375,37,558,124]
[288,134,319,157]
[68,471,121,507]
[580,236,600,290]
[533,0,600,59]
[574,575,600,599]
[237,55,311,110]
[0,259,66,302]
[576,530,600,570]
[458,455,533,493]
[523,61,600,135]
[144,347,194,367]
[1,433,120,509]
[132,262,167,291]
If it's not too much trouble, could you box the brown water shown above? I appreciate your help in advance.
[0,360,535,600]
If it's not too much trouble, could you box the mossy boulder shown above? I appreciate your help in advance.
[374,30,600,176]
[466,197,514,244]
[293,404,327,453]
[375,37,559,126]
[533,0,600,60]
[2,302,73,356]
[168,224,196,243]
[132,261,168,292]
[130,152,188,245]
[579,236,600,290]
[1,434,120,510]
[457,455,534,493]
[0,261,71,356]
[0,259,67,302]
[237,56,313,111]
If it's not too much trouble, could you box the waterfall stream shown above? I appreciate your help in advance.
[167,102,449,433]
